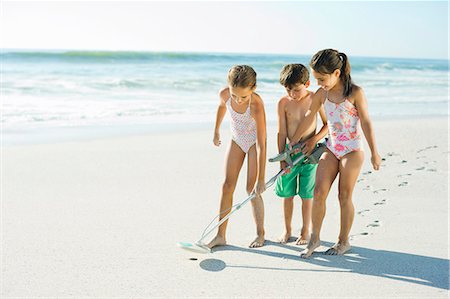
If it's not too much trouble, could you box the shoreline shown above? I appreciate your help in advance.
[2,114,448,147]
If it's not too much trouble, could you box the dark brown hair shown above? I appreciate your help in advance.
[279,64,309,88]
[227,65,257,89]
[310,49,353,97]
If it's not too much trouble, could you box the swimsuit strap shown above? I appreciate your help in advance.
[325,90,346,104]
[228,94,252,114]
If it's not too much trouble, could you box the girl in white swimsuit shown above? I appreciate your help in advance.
[226,94,257,153]
[208,65,267,250]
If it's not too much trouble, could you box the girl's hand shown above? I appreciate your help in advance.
[301,138,317,156]
[371,152,381,170]
[213,132,221,146]
[254,179,266,195]
[281,161,291,175]
[287,141,294,151]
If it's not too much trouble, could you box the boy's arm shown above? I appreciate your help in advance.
[290,89,324,145]
[253,98,267,194]
[277,98,289,170]
[354,87,381,170]
[213,88,228,146]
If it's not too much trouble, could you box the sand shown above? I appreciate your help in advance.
[2,116,449,297]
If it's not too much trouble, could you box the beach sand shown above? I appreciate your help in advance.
[2,116,449,297]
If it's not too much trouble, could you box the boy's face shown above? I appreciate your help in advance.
[285,81,309,100]
[229,86,255,105]
[312,69,340,91]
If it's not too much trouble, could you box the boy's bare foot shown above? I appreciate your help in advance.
[300,238,320,258]
[296,234,310,245]
[296,228,310,245]
[207,235,226,249]
[324,242,351,255]
[249,235,265,248]
[278,231,291,244]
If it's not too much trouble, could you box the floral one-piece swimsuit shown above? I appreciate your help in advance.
[324,92,363,160]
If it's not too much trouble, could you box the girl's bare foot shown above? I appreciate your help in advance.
[300,238,320,258]
[324,241,351,255]
[249,235,265,248]
[278,231,291,244]
[207,235,226,249]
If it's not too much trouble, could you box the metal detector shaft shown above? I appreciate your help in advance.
[196,152,307,244]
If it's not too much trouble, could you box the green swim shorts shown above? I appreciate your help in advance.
[275,146,318,199]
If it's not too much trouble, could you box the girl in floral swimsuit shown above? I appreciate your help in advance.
[289,49,381,258]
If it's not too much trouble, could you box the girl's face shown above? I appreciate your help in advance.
[229,86,255,105]
[312,69,340,91]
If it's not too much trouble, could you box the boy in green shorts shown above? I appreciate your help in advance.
[275,64,328,244]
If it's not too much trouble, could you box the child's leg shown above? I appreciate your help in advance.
[296,163,316,245]
[279,196,294,243]
[296,198,312,245]
[246,144,265,248]
[207,141,246,249]
[301,150,339,258]
[325,151,364,255]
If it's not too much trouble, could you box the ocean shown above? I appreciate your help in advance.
[1,50,448,145]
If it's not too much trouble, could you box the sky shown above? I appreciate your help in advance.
[1,1,448,59]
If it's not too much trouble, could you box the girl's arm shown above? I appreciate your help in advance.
[213,88,228,146]
[290,89,325,145]
[354,87,381,170]
[302,105,329,155]
[252,96,267,195]
[316,105,329,141]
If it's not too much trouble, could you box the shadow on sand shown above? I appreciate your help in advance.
[199,240,449,291]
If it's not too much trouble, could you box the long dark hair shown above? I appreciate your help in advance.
[310,49,353,97]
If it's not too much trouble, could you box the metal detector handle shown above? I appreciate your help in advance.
[197,151,309,245]
[268,142,304,165]
[303,140,327,164]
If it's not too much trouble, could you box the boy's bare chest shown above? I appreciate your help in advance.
[285,100,311,121]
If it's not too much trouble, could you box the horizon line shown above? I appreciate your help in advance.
[1,47,449,61]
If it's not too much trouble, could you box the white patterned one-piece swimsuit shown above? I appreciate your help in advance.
[226,97,257,153]
[324,92,363,160]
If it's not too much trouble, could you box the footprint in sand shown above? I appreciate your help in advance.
[416,166,425,171]
[427,168,437,172]
[398,182,408,187]
[387,152,399,157]
[374,199,387,205]
[363,185,372,191]
[373,188,387,194]
[357,209,370,216]
[397,173,412,177]
[367,220,381,228]
[362,171,372,175]
[357,178,365,183]
[350,232,370,240]
[417,145,438,153]
[399,160,407,164]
